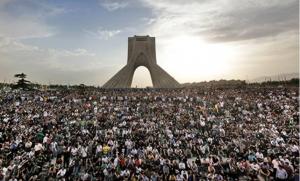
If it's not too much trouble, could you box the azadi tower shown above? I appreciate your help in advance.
[103,35,180,88]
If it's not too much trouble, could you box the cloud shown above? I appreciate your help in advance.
[141,17,156,25]
[135,0,298,82]
[200,0,299,42]
[0,0,65,39]
[85,27,122,40]
[0,37,107,84]
[0,13,55,39]
[0,37,39,52]
[140,0,299,42]
[99,0,128,11]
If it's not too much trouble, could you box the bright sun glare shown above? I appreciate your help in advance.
[160,35,237,82]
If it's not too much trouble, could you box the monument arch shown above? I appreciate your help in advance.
[103,35,180,88]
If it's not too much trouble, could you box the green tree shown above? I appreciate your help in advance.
[14,73,31,90]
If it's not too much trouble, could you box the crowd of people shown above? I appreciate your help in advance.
[0,87,299,180]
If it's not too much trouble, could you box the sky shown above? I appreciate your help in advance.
[0,0,298,87]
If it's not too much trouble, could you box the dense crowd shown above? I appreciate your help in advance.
[0,87,299,181]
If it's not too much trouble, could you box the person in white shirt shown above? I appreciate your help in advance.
[250,162,260,171]
[43,134,49,144]
[96,144,102,156]
[114,157,119,167]
[272,158,280,170]
[25,140,32,151]
[276,165,288,180]
[34,143,44,152]
[131,148,137,155]
[181,170,189,180]
[50,141,58,155]
[176,172,184,181]
[255,151,264,160]
[290,144,299,156]
[81,172,90,181]
[57,167,66,180]
[146,145,153,153]
[178,161,186,170]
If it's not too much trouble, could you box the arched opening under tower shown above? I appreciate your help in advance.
[131,66,153,88]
